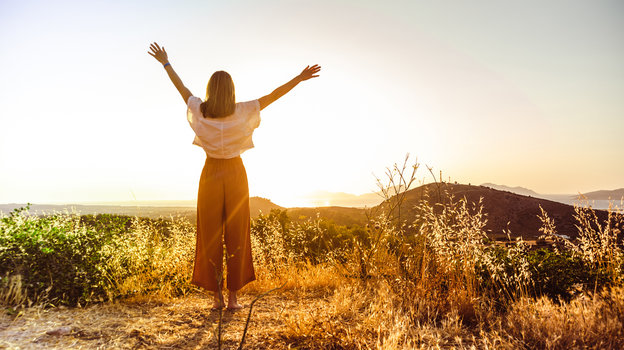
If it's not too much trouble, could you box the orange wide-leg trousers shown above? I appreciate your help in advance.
[191,156,256,292]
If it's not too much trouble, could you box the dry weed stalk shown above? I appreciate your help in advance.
[351,154,420,280]
[373,153,420,227]
[408,192,492,318]
[0,273,27,306]
[538,200,624,281]
[237,282,286,349]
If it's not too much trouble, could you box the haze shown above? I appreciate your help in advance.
[1,0,622,207]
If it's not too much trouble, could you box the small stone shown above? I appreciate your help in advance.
[46,326,71,336]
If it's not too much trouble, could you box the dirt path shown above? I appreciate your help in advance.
[0,292,328,349]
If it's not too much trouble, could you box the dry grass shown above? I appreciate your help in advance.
[500,286,624,349]
[0,292,298,349]
[539,200,624,279]
[242,261,343,297]
[104,216,197,300]
[0,274,27,307]
[2,265,623,349]
[2,157,623,348]
[0,262,347,350]
[278,279,475,349]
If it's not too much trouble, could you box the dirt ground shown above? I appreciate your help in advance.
[0,292,329,349]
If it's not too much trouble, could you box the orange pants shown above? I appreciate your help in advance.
[191,156,256,292]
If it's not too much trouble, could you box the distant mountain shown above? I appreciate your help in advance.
[0,197,283,224]
[480,183,622,209]
[77,200,197,207]
[480,183,541,197]
[577,188,624,200]
[0,202,198,223]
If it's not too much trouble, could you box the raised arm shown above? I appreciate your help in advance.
[148,42,193,104]
[258,64,321,110]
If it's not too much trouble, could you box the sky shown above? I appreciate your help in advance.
[0,0,623,207]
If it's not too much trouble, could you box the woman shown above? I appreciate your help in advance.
[148,42,320,309]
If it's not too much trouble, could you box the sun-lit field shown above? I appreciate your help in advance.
[2,161,623,349]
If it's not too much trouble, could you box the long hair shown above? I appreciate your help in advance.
[200,71,236,118]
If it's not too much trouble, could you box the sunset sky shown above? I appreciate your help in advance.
[1,0,623,207]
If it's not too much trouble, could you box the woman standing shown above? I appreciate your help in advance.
[148,42,320,309]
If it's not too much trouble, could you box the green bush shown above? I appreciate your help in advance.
[79,213,134,237]
[0,206,196,306]
[477,246,614,303]
[527,248,613,302]
[0,206,113,305]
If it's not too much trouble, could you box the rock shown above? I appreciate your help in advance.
[46,326,72,336]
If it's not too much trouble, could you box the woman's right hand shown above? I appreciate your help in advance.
[298,64,321,81]
[148,42,169,65]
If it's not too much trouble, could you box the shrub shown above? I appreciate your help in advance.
[0,207,196,306]
[251,209,361,266]
[527,248,613,302]
[0,206,113,306]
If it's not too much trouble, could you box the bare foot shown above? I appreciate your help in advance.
[227,291,243,310]
[212,292,225,309]
[227,302,243,310]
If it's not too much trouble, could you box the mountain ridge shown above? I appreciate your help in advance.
[578,188,624,200]
[480,183,541,197]
[480,183,624,201]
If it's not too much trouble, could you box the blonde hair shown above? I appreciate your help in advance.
[200,71,236,118]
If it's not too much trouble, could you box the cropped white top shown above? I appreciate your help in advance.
[186,96,261,159]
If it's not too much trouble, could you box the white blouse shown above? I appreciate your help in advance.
[186,96,261,159]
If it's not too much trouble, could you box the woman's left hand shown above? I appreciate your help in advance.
[297,64,321,81]
[148,42,169,65]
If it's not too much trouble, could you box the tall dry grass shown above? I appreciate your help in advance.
[539,200,624,283]
[2,156,624,348]
[501,286,624,349]
[246,211,344,295]
[103,216,197,300]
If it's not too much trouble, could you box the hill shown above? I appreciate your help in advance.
[478,183,623,209]
[578,188,624,200]
[276,183,616,240]
[380,183,614,240]
[249,197,284,217]
[480,183,541,197]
